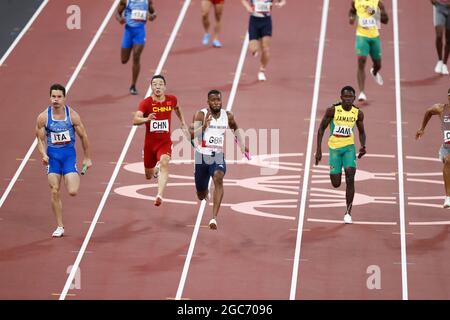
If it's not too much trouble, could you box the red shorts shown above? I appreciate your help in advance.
[209,0,224,4]
[143,139,172,169]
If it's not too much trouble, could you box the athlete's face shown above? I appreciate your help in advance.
[50,90,65,108]
[207,93,222,114]
[151,78,166,97]
[341,90,355,108]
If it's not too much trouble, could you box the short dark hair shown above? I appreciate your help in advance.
[341,86,355,96]
[151,74,166,84]
[50,83,66,96]
[207,89,221,98]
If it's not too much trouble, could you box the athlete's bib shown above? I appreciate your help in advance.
[444,130,450,144]
[254,0,271,12]
[358,16,377,28]
[50,130,71,144]
[333,125,353,137]
[131,9,147,21]
[204,131,224,149]
[150,119,169,132]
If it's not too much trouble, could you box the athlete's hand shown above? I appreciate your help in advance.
[147,113,156,122]
[117,15,125,25]
[83,158,93,169]
[415,129,425,140]
[357,146,366,159]
[149,13,157,21]
[42,154,49,166]
[203,112,213,130]
[315,150,322,165]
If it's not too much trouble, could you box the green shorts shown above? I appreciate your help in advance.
[355,35,381,60]
[328,145,357,175]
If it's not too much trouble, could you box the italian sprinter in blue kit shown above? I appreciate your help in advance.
[190,90,248,230]
[116,0,157,95]
[36,84,92,238]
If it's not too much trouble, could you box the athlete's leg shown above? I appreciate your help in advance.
[121,48,132,64]
[357,56,367,93]
[131,44,144,87]
[212,3,224,43]
[371,58,381,75]
[201,0,212,34]
[63,172,80,197]
[145,167,156,180]
[260,35,272,71]
[211,170,224,219]
[48,174,64,227]
[344,167,356,214]
[443,155,450,196]
[249,39,260,57]
[444,27,450,64]
[330,173,342,188]
[156,154,170,198]
[121,27,132,64]
[435,25,445,61]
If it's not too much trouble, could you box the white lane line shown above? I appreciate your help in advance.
[0,0,121,211]
[289,0,329,300]
[59,0,192,300]
[307,218,397,226]
[175,32,250,301]
[409,221,450,226]
[392,0,408,301]
[0,0,49,66]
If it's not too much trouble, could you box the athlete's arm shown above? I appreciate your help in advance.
[115,0,126,24]
[174,104,190,143]
[315,106,335,165]
[71,109,92,169]
[148,0,157,21]
[133,110,155,125]
[35,112,49,166]
[241,0,253,13]
[349,1,356,25]
[356,109,366,159]
[191,111,206,144]
[228,111,249,155]
[416,103,444,140]
[174,105,187,129]
[378,1,389,24]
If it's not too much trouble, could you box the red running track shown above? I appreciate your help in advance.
[0,0,449,300]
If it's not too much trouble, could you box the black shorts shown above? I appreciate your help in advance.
[194,151,226,192]
[248,15,272,40]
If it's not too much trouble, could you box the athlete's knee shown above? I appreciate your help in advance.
[444,156,450,166]
[358,58,366,68]
[159,159,170,171]
[121,57,129,64]
[50,186,60,198]
[197,191,207,200]
[345,168,356,184]
[68,190,78,197]
[330,174,341,188]
[213,172,224,185]
[331,180,341,188]
[261,45,270,56]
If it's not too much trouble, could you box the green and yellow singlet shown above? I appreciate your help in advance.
[355,0,380,38]
[328,104,359,149]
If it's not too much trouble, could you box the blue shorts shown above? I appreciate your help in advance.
[248,15,272,40]
[47,146,78,175]
[194,151,226,192]
[121,24,146,48]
